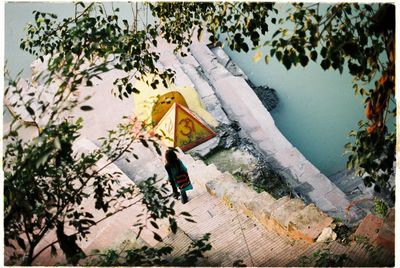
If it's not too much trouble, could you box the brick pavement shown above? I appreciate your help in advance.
[7,142,394,266]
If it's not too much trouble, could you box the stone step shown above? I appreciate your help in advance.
[287,204,334,243]
[270,198,307,230]
[188,161,222,185]
[179,152,196,165]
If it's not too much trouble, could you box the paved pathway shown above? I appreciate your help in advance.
[167,153,393,266]
[7,140,393,266]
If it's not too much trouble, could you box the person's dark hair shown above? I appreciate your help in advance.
[165,149,179,168]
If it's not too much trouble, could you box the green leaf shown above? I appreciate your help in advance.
[80,105,93,111]
[26,106,35,116]
[184,218,196,223]
[36,152,52,169]
[282,53,292,70]
[275,51,283,61]
[320,59,331,70]
[169,218,177,234]
[153,232,163,242]
[299,55,309,67]
[180,211,191,217]
[264,55,270,64]
[152,142,162,155]
[86,80,93,87]
[320,46,327,58]
[150,221,159,229]
[241,43,249,53]
[252,50,262,62]
[272,29,281,38]
[140,139,149,148]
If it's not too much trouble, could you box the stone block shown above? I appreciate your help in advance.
[258,209,271,228]
[324,189,350,210]
[190,162,223,185]
[257,196,292,234]
[249,127,266,142]
[305,173,336,195]
[269,196,291,212]
[306,193,337,213]
[187,136,220,157]
[270,198,306,228]
[293,182,314,196]
[180,64,215,97]
[205,180,218,196]
[316,227,337,242]
[375,224,394,253]
[211,46,231,66]
[287,204,333,243]
[355,211,395,254]
[225,182,254,208]
[384,208,395,229]
[237,115,260,131]
[208,174,239,199]
[258,191,276,204]
[258,140,278,155]
[201,95,230,124]
[177,51,201,67]
[213,79,248,115]
[221,192,235,209]
[267,217,290,237]
[354,214,384,243]
[241,193,275,220]
[293,163,321,183]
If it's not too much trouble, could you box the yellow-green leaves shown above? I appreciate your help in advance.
[252,50,262,62]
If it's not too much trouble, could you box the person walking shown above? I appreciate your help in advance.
[164,149,193,204]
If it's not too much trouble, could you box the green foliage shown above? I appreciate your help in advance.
[20,2,174,100]
[150,2,276,53]
[170,233,212,266]
[345,125,395,197]
[151,3,396,198]
[372,197,388,217]
[86,233,211,266]
[299,247,348,267]
[4,2,210,265]
[354,235,390,265]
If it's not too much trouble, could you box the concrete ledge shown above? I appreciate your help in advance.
[187,40,351,220]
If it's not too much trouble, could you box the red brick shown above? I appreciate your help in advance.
[354,214,384,242]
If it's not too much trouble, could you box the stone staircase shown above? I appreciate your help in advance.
[151,36,365,225]
[179,153,335,244]
[11,138,392,266]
